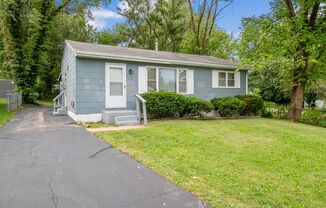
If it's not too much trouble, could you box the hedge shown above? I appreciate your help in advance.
[211,97,245,117]
[141,92,213,119]
[142,92,187,118]
[299,109,326,128]
[182,97,213,117]
[235,94,264,116]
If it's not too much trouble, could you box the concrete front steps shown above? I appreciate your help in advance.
[102,110,139,126]
[53,106,68,116]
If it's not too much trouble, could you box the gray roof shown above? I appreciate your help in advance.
[66,40,238,69]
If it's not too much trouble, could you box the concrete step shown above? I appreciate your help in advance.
[115,121,139,126]
[102,110,138,124]
[114,116,138,124]
[53,106,67,116]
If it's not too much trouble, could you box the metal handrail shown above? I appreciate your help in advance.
[53,91,64,102]
[53,91,65,112]
[134,94,147,125]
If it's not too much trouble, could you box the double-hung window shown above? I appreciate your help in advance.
[147,67,157,92]
[218,72,235,87]
[213,70,239,88]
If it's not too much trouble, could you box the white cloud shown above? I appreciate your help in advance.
[92,8,123,19]
[88,8,124,30]
[118,0,130,12]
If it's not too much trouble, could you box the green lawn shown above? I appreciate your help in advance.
[0,98,16,127]
[96,118,326,207]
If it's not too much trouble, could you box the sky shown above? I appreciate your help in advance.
[89,0,273,37]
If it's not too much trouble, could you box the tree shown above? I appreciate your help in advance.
[187,0,233,55]
[94,24,129,46]
[180,29,236,60]
[239,0,325,121]
[117,0,187,51]
[0,0,110,103]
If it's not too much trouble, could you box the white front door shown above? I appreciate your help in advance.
[105,63,127,108]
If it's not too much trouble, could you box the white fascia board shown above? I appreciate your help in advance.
[75,51,239,70]
[65,41,77,56]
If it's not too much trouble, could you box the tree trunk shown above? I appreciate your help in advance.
[287,84,304,121]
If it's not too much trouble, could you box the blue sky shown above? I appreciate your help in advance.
[90,0,272,36]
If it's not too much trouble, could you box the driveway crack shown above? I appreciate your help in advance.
[89,145,113,159]
[48,177,58,208]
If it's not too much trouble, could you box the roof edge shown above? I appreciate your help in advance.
[75,51,239,70]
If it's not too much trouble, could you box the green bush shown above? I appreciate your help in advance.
[271,105,288,119]
[299,110,326,128]
[211,97,245,117]
[235,94,264,115]
[261,101,276,118]
[142,91,187,119]
[183,97,213,117]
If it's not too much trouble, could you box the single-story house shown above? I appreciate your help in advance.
[55,40,248,125]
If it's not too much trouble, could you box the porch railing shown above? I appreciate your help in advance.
[134,94,147,125]
[53,91,65,112]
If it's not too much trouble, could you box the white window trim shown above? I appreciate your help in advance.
[146,66,190,94]
[212,70,240,89]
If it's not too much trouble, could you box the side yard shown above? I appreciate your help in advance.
[96,118,326,207]
[0,98,16,127]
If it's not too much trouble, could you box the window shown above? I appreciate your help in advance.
[179,69,187,93]
[147,67,157,92]
[146,67,188,93]
[228,73,235,87]
[216,71,236,87]
[159,68,176,92]
[218,72,226,87]
[109,67,123,96]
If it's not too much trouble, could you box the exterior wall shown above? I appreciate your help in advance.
[61,43,76,113]
[75,58,138,114]
[75,57,247,115]
[191,67,246,100]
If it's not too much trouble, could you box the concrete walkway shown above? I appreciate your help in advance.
[0,107,209,208]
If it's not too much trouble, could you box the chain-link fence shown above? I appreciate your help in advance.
[7,92,22,112]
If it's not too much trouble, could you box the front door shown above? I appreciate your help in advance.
[105,63,127,108]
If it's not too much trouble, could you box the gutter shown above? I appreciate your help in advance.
[75,51,239,70]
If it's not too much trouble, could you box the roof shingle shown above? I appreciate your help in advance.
[66,40,238,69]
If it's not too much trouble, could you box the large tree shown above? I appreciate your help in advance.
[187,0,233,55]
[0,0,110,103]
[117,0,187,51]
[239,0,325,121]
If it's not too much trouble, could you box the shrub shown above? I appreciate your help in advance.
[142,91,187,118]
[236,94,264,115]
[211,97,245,117]
[299,109,326,128]
[261,101,276,118]
[271,105,288,119]
[183,97,213,117]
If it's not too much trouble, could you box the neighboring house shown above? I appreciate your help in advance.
[55,40,248,125]
[0,79,16,98]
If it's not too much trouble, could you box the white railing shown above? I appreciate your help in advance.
[53,91,65,112]
[134,94,147,125]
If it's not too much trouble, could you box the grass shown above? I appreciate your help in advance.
[37,100,54,107]
[0,98,16,127]
[96,118,326,207]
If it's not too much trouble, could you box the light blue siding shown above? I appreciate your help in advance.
[75,59,138,114]
[61,43,76,113]
[74,57,247,114]
[192,68,246,100]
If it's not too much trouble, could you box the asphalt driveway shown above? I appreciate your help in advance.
[0,107,209,208]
